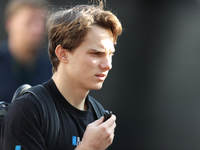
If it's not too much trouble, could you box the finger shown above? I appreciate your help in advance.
[107,120,116,133]
[107,132,115,145]
[110,132,115,143]
[103,114,116,127]
[92,116,104,126]
[109,123,117,133]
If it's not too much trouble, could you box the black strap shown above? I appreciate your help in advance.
[11,84,31,102]
[25,85,60,150]
[88,95,105,119]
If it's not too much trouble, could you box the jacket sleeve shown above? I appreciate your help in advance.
[0,94,45,150]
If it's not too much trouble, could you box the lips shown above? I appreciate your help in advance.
[95,74,107,81]
[95,74,106,77]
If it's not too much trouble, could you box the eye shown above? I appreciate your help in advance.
[91,52,101,56]
[93,52,100,55]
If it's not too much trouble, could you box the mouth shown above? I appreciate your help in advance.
[95,74,106,77]
[95,74,107,81]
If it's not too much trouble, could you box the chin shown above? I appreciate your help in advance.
[90,83,103,90]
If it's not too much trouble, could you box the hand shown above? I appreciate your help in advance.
[76,114,116,150]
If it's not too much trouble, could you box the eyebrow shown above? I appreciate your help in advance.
[90,48,115,53]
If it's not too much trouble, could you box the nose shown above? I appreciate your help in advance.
[100,54,112,71]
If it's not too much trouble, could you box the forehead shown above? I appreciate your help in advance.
[83,25,115,52]
[11,5,44,19]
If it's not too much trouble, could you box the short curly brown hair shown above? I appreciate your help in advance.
[46,4,122,73]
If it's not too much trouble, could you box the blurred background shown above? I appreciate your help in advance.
[1,0,200,149]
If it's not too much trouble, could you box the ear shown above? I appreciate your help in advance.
[55,45,69,63]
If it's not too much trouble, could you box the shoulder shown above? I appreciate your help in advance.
[2,93,45,136]
[1,93,46,149]
[10,93,42,108]
[6,93,43,121]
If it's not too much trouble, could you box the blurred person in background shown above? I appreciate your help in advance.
[0,0,52,102]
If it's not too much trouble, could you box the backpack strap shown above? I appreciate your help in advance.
[25,85,60,150]
[11,84,31,102]
[88,95,105,119]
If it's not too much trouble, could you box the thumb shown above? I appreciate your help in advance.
[92,116,104,126]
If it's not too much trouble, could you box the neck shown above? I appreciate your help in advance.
[52,72,89,111]
[8,38,37,66]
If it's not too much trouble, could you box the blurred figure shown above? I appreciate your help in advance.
[0,0,52,102]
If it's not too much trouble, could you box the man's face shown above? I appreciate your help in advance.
[66,25,115,91]
[7,5,45,49]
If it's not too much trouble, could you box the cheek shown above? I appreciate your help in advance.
[10,21,23,35]
[77,59,97,74]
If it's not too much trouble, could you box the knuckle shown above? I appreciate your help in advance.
[105,130,112,138]
[101,125,107,131]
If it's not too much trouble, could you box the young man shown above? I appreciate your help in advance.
[0,3,122,150]
[0,0,52,102]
